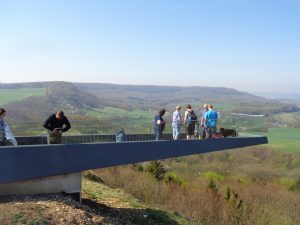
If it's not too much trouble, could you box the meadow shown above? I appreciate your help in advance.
[0,88,45,105]
[268,128,300,153]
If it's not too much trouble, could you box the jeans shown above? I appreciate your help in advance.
[153,127,162,141]
[172,122,180,140]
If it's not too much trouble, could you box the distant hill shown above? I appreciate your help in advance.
[74,83,300,115]
[1,82,99,123]
[74,83,268,109]
[0,82,299,123]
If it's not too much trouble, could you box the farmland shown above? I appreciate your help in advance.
[0,88,45,105]
[268,128,300,153]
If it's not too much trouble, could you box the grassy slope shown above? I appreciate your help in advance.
[0,177,192,225]
[94,149,300,225]
[83,177,194,225]
[0,88,45,105]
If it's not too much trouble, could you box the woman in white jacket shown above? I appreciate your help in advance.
[0,108,17,146]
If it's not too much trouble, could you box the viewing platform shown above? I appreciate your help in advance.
[0,127,268,202]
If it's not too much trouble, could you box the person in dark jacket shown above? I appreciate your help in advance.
[153,109,166,140]
[184,104,197,139]
[43,111,71,144]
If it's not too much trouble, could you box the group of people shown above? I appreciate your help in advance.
[153,104,219,140]
[1,103,219,146]
[0,108,71,146]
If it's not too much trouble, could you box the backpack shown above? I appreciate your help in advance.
[187,111,197,125]
[116,128,127,142]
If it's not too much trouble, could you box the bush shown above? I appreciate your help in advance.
[132,163,144,172]
[290,177,300,191]
[202,171,224,181]
[164,172,184,185]
[279,178,294,189]
[207,178,218,193]
[83,170,104,183]
[146,160,166,180]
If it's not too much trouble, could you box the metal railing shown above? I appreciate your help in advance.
[1,114,267,146]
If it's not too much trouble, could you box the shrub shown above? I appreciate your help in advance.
[132,163,144,172]
[145,160,166,180]
[164,172,184,185]
[279,178,294,189]
[203,171,224,181]
[12,212,28,224]
[289,177,300,191]
[291,158,300,167]
[207,178,218,193]
[174,157,185,163]
[83,170,104,183]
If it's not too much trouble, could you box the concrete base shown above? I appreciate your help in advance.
[0,172,82,201]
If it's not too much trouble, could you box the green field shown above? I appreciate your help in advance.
[268,128,300,153]
[0,88,45,105]
[87,107,153,120]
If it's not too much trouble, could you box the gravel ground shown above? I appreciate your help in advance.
[0,193,149,225]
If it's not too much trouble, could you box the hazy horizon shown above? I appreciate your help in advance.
[2,80,300,100]
[1,0,299,93]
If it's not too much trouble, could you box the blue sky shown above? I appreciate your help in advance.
[0,0,299,93]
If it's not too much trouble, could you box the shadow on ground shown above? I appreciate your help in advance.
[0,194,183,225]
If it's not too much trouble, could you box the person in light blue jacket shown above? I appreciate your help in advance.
[172,105,181,140]
[0,108,17,146]
[203,104,219,138]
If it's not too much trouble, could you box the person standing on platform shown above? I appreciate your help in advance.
[203,104,219,138]
[0,108,17,146]
[153,109,166,141]
[184,104,197,139]
[200,104,208,139]
[43,110,71,144]
[172,105,181,140]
